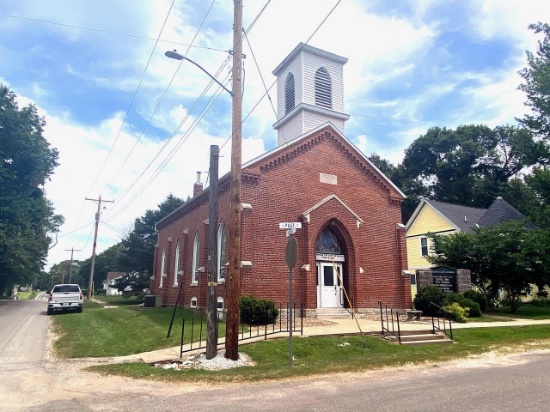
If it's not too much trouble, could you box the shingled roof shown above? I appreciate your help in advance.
[417,197,530,233]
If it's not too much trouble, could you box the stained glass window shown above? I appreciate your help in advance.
[316,227,341,254]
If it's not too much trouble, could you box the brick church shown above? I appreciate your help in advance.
[150,43,412,315]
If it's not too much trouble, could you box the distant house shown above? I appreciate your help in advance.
[103,272,125,296]
[405,197,531,296]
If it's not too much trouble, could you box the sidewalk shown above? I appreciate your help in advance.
[90,314,550,365]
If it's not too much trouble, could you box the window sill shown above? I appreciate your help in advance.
[172,284,178,288]
[190,282,198,287]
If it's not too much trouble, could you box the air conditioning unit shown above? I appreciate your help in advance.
[144,295,162,307]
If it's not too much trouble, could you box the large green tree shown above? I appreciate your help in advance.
[0,85,62,296]
[118,193,185,275]
[428,221,550,313]
[401,124,540,208]
[518,22,550,153]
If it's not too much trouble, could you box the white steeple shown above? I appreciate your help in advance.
[272,43,350,145]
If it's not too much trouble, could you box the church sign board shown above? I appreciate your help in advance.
[431,266,457,293]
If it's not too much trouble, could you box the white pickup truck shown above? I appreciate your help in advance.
[47,284,83,315]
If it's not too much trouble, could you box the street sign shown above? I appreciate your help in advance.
[279,222,302,229]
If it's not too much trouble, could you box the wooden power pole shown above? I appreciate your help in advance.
[65,247,81,283]
[206,145,219,359]
[225,0,243,361]
[85,195,114,299]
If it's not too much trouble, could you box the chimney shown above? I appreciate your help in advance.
[193,171,203,197]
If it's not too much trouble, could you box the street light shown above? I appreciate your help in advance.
[165,1,243,360]
[164,50,233,97]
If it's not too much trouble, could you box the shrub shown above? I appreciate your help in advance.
[443,293,481,317]
[413,285,444,316]
[240,295,279,325]
[463,289,488,312]
[443,302,469,323]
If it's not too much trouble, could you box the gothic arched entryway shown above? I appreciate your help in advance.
[315,225,346,308]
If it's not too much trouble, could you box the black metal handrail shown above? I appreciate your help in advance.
[378,301,402,344]
[179,302,304,356]
[428,301,453,340]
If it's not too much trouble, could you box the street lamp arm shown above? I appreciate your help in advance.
[165,50,234,97]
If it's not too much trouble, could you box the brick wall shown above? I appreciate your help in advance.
[151,126,411,311]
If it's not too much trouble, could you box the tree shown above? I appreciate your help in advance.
[428,221,550,313]
[401,125,540,208]
[113,271,150,296]
[118,194,185,275]
[518,22,550,156]
[0,85,62,296]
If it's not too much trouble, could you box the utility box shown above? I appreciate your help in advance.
[144,295,162,307]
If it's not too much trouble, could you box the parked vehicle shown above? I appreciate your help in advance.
[47,284,83,315]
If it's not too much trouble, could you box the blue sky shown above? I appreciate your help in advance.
[1,0,548,269]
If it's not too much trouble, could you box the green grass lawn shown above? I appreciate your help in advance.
[51,300,226,358]
[487,302,550,320]
[89,325,550,383]
[17,291,38,300]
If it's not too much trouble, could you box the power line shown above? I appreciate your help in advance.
[0,12,227,53]
[89,0,176,195]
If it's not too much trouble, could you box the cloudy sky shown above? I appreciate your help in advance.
[1,0,549,270]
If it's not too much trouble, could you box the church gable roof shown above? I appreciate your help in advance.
[243,123,405,200]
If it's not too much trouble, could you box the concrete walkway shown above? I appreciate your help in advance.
[83,310,550,365]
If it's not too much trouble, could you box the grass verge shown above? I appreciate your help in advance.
[488,303,550,320]
[88,325,550,383]
[51,300,226,358]
[17,291,38,300]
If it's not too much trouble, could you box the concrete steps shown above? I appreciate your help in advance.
[316,308,354,320]
[382,330,453,346]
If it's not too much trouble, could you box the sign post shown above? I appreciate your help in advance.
[281,222,300,367]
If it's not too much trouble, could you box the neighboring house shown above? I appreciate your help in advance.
[149,43,412,316]
[103,272,125,296]
[405,196,531,297]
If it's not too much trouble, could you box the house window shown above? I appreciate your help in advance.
[421,237,429,257]
[285,73,295,114]
[159,247,166,288]
[190,296,197,308]
[192,233,200,285]
[411,274,417,285]
[173,241,180,287]
[217,223,227,282]
[217,296,224,310]
[315,67,332,109]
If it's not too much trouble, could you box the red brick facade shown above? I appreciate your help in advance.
[151,125,412,312]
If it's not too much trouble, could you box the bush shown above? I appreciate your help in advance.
[95,289,106,296]
[413,285,444,316]
[443,293,482,317]
[240,295,279,325]
[463,289,488,312]
[443,302,469,323]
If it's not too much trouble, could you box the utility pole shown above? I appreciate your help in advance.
[206,145,219,359]
[225,0,243,361]
[65,247,81,283]
[85,195,114,299]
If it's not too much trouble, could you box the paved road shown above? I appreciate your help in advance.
[1,297,550,411]
[0,297,49,392]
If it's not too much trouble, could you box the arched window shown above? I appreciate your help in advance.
[192,233,200,284]
[173,241,181,287]
[316,227,341,254]
[315,67,332,109]
[217,223,227,282]
[159,247,166,288]
[285,73,295,114]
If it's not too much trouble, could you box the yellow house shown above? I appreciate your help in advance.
[405,197,526,297]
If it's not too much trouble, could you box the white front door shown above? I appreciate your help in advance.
[317,262,343,308]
